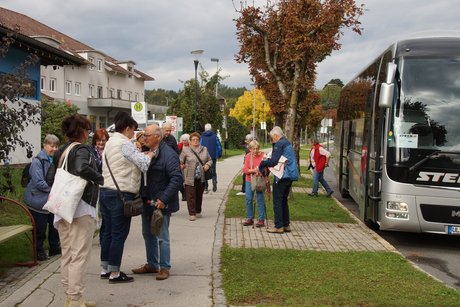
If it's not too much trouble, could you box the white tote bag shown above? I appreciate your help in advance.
[43,143,87,223]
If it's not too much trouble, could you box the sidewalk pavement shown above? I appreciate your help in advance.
[0,153,394,307]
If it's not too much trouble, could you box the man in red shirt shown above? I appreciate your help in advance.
[308,138,333,197]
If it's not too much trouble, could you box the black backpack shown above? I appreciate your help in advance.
[21,158,45,187]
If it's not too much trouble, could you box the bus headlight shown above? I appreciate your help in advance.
[386,201,409,219]
[386,201,408,211]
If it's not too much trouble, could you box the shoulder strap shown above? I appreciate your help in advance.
[104,154,126,202]
[190,148,205,166]
[58,142,80,170]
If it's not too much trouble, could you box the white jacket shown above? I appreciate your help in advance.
[102,132,141,194]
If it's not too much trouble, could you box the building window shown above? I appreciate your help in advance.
[128,66,133,78]
[49,78,56,92]
[75,82,81,96]
[128,92,132,101]
[88,57,94,70]
[135,93,139,101]
[110,88,115,98]
[117,89,122,99]
[99,116,107,128]
[40,76,45,91]
[97,86,103,98]
[65,81,72,95]
[97,59,103,71]
[89,84,94,98]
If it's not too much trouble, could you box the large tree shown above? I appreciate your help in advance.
[234,0,363,145]
[229,88,273,129]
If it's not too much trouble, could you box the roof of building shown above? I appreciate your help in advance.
[0,7,154,81]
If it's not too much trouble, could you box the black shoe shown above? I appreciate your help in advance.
[109,272,134,283]
[49,247,61,256]
[308,192,318,197]
[327,190,334,197]
[212,185,217,192]
[100,272,111,279]
[37,252,49,261]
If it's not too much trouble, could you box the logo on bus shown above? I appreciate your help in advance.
[416,171,460,183]
[452,210,460,218]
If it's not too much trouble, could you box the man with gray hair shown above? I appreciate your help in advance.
[201,123,222,193]
[237,133,254,196]
[259,126,299,233]
[161,122,179,155]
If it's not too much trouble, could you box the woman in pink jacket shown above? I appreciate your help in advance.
[242,140,266,227]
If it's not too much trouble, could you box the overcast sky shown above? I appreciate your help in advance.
[3,1,460,91]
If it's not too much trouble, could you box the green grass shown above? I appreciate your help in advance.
[221,247,460,306]
[225,191,355,224]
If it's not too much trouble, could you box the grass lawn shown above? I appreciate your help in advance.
[221,247,460,306]
[225,191,355,224]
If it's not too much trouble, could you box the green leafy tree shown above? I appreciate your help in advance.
[41,99,79,143]
[226,116,250,149]
[320,82,342,109]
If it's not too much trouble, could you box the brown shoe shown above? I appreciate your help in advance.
[156,268,170,280]
[132,264,159,274]
[266,227,284,233]
[284,226,291,232]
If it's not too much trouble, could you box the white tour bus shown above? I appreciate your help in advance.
[334,36,460,234]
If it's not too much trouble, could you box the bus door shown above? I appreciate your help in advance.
[338,120,352,198]
[364,51,392,225]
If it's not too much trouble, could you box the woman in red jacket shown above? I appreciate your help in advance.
[308,138,333,197]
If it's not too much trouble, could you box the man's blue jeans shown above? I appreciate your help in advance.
[99,188,133,272]
[141,209,171,270]
[312,169,332,194]
[245,181,266,221]
[272,179,292,229]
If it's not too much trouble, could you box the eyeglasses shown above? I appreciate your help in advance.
[191,138,200,141]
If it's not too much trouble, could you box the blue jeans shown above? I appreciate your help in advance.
[244,181,266,221]
[141,208,171,270]
[312,169,332,194]
[99,188,133,272]
[30,210,60,253]
[272,179,292,229]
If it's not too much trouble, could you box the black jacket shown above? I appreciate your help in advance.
[50,142,104,207]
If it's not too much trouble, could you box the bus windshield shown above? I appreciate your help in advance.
[387,57,460,172]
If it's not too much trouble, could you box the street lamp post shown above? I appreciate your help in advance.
[191,50,204,131]
[211,58,219,98]
[252,85,256,139]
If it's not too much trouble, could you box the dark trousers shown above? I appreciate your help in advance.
[185,180,205,215]
[272,179,292,229]
[30,210,60,254]
[204,159,217,190]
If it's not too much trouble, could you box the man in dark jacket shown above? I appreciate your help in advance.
[132,124,183,281]
[161,122,179,155]
[200,123,222,192]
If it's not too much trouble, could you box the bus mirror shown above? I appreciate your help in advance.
[379,83,394,108]
[379,62,397,108]
[385,62,397,84]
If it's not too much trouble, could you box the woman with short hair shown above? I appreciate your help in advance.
[179,132,212,221]
[24,134,60,261]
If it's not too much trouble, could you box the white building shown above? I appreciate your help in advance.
[1,7,158,131]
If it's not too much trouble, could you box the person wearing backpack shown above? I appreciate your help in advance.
[23,134,61,261]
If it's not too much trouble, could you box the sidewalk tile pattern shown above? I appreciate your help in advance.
[225,218,392,252]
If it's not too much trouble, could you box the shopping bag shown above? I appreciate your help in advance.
[43,144,87,223]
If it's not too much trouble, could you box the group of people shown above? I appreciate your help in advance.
[239,128,334,234]
[22,111,222,307]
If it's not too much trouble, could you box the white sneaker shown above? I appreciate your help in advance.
[196,213,202,218]
[236,192,245,196]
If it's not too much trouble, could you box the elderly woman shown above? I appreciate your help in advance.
[24,134,60,261]
[51,115,104,307]
[178,133,190,201]
[179,132,212,221]
[99,111,154,283]
[242,140,266,227]
[90,128,109,173]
